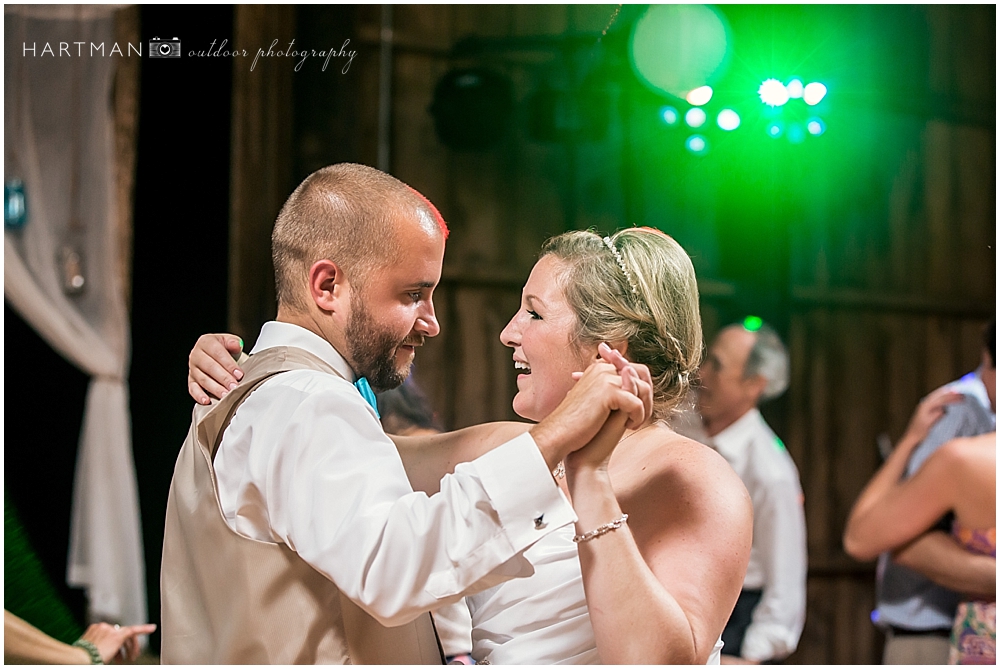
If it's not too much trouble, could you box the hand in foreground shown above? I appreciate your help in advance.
[188,333,245,405]
[80,622,157,663]
[900,386,963,447]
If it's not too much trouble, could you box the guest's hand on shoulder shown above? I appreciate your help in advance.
[901,386,963,447]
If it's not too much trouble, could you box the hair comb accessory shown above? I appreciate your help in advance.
[602,236,639,296]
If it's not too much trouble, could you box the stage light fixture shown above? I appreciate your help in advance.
[806,117,826,135]
[716,109,740,131]
[660,106,679,125]
[629,5,732,99]
[431,68,514,150]
[685,107,707,128]
[743,315,763,332]
[758,78,789,107]
[804,82,827,105]
[786,78,804,99]
[766,121,784,138]
[686,85,713,106]
[788,122,805,144]
[685,134,708,154]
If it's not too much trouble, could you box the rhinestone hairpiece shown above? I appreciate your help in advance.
[602,236,639,296]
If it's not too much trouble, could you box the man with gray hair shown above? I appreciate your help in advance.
[681,317,807,663]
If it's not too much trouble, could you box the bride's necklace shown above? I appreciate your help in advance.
[552,423,658,479]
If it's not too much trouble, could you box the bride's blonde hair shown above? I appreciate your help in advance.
[540,228,702,419]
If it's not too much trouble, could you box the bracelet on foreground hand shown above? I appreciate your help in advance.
[573,513,628,543]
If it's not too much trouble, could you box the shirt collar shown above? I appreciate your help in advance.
[954,369,995,418]
[710,407,762,462]
[250,321,357,383]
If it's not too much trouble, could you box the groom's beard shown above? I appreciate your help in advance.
[345,299,423,393]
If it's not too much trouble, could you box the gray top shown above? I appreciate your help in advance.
[873,371,995,631]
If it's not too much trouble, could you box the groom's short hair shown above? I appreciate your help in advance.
[271,163,448,311]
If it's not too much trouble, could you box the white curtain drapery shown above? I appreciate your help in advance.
[4,5,146,626]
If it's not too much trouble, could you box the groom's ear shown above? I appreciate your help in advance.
[308,259,349,313]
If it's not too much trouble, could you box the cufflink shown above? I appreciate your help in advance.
[533,514,547,529]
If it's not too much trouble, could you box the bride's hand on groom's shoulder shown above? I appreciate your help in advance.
[188,333,245,405]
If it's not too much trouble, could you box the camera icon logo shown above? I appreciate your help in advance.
[149,37,181,58]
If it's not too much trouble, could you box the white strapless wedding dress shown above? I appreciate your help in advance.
[467,524,723,664]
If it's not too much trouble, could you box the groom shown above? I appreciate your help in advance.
[161,163,649,664]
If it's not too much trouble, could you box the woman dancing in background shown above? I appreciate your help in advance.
[189,227,753,663]
[844,388,996,665]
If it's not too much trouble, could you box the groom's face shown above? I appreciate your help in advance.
[343,216,445,392]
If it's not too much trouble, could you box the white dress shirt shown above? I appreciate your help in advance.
[213,321,577,626]
[708,408,807,662]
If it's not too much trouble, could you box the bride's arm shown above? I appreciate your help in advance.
[391,422,531,495]
[566,425,752,664]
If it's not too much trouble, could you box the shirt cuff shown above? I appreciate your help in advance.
[740,622,796,662]
[470,431,577,551]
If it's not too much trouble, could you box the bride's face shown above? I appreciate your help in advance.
[500,255,594,422]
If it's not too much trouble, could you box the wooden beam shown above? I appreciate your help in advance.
[113,6,140,311]
[228,5,296,345]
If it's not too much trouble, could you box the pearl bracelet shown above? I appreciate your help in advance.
[572,513,628,543]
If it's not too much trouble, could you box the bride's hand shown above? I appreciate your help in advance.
[188,333,245,405]
[572,343,654,430]
[566,344,653,474]
[564,409,630,476]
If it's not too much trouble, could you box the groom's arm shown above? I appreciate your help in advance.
[392,422,532,495]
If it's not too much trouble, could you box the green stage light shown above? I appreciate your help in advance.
[685,134,708,154]
[717,108,740,131]
[629,5,732,99]
[758,78,789,106]
[804,82,828,105]
[685,107,707,128]
[806,117,826,135]
[686,85,714,106]
[660,106,680,125]
[766,121,784,138]
[743,315,763,332]
[786,78,804,99]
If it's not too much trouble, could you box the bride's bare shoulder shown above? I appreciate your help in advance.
[615,425,750,520]
[641,425,737,479]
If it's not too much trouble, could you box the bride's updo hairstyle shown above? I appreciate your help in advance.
[540,227,702,419]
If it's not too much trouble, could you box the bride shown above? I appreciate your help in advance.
[188,227,753,664]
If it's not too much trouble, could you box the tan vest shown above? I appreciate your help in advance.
[160,346,444,664]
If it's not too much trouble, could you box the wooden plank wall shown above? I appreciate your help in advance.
[231,4,995,664]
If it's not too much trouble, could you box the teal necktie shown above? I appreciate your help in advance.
[354,377,380,419]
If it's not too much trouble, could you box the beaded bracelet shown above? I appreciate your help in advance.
[572,513,628,543]
[73,638,104,665]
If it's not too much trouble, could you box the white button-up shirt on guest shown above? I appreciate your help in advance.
[707,408,808,662]
[213,321,577,626]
